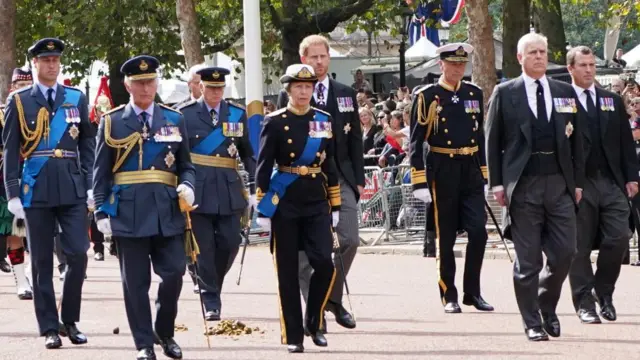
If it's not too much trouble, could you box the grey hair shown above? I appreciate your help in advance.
[187,63,207,82]
[517,33,548,55]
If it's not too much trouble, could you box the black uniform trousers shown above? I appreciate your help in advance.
[114,235,186,350]
[430,156,487,303]
[90,216,105,254]
[271,211,336,345]
[25,204,89,335]
[569,172,630,311]
[192,213,241,312]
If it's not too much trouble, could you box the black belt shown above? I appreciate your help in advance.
[29,149,77,158]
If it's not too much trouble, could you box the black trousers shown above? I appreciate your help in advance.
[271,211,335,345]
[25,205,89,335]
[191,212,241,312]
[430,157,487,303]
[90,216,105,254]
[569,174,630,311]
[115,235,186,350]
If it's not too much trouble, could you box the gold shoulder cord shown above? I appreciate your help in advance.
[0,109,4,127]
[415,93,439,140]
[14,94,49,158]
[103,115,143,172]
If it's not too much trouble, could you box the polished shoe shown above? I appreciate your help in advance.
[154,336,183,359]
[94,252,104,261]
[44,331,62,349]
[444,302,462,313]
[17,289,33,300]
[326,301,356,329]
[136,347,156,360]
[60,323,88,345]
[305,330,328,347]
[577,309,601,324]
[541,312,561,337]
[287,344,304,353]
[0,259,11,273]
[205,309,220,321]
[462,294,494,311]
[592,289,617,321]
[525,327,549,341]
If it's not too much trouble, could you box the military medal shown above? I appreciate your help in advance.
[227,143,238,157]
[223,122,243,137]
[142,124,150,140]
[343,123,351,134]
[599,97,614,111]
[68,124,79,140]
[164,151,175,167]
[319,150,327,165]
[212,112,218,126]
[451,95,460,104]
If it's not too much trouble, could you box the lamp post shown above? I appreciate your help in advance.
[438,22,450,46]
[399,2,414,88]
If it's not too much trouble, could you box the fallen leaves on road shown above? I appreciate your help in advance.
[174,324,189,332]
[205,320,265,336]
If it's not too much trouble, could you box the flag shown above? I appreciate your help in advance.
[90,76,114,124]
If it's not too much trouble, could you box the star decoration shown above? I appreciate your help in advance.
[343,123,351,134]
[227,143,238,157]
[68,124,79,140]
[436,105,443,113]
[164,152,175,168]
[451,95,460,104]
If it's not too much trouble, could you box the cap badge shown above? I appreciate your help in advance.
[297,67,313,79]
[139,60,149,71]
[455,47,466,56]
[212,71,220,79]
[47,42,55,50]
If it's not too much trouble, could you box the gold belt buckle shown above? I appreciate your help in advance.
[298,166,309,176]
[53,149,63,158]
[459,147,471,155]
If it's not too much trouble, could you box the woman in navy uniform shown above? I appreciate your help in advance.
[255,64,340,353]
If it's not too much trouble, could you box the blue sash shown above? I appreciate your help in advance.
[21,89,81,208]
[191,105,242,155]
[257,110,328,218]
[100,107,180,216]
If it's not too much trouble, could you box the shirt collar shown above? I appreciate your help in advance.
[205,101,221,114]
[130,101,154,117]
[317,76,330,90]
[571,82,596,97]
[522,73,548,88]
[36,82,56,98]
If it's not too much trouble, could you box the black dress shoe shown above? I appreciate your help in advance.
[155,337,182,359]
[462,294,494,311]
[306,330,328,347]
[137,347,156,360]
[541,312,561,337]
[17,289,33,300]
[577,309,601,324]
[94,252,104,261]
[592,289,617,321]
[60,323,88,345]
[287,344,304,353]
[0,259,11,273]
[525,327,549,341]
[444,302,462,313]
[205,309,220,321]
[44,331,62,349]
[326,301,356,329]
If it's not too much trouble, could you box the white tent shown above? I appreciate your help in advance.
[622,43,640,67]
[404,37,439,59]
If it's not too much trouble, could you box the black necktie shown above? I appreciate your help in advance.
[47,88,54,109]
[585,89,596,115]
[535,80,548,123]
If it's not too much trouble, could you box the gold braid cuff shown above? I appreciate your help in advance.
[410,167,427,185]
[15,94,50,158]
[480,166,488,180]
[104,114,143,173]
[328,185,341,207]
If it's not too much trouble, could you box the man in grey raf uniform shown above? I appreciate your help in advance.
[93,55,196,360]
[177,66,256,321]
[3,38,94,349]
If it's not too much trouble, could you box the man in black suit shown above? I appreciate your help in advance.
[276,34,364,331]
[566,46,638,325]
[486,33,585,341]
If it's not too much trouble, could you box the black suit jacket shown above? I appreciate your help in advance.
[486,76,585,207]
[577,87,639,191]
[276,79,365,199]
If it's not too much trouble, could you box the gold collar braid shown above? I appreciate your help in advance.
[14,94,50,158]
[104,114,144,172]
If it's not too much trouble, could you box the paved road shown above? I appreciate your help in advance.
[1,248,639,359]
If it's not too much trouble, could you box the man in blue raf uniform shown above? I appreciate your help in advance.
[92,55,196,360]
[2,38,94,349]
[410,43,494,314]
[178,66,256,321]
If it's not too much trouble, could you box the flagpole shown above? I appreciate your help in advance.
[243,0,263,158]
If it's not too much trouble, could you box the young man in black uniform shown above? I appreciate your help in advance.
[256,64,340,353]
[410,43,494,314]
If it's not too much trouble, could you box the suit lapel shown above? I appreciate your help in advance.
[327,80,338,116]
[53,84,65,111]
[123,104,142,133]
[150,103,167,136]
[197,99,214,128]
[511,77,531,145]
[30,85,50,110]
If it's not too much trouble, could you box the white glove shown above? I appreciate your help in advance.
[7,198,25,219]
[176,184,195,206]
[96,218,112,236]
[256,217,271,231]
[87,190,95,209]
[249,194,257,210]
[484,184,489,197]
[332,211,340,228]
[413,189,432,204]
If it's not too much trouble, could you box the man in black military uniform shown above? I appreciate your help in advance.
[566,46,638,324]
[410,43,494,314]
[3,38,94,349]
[93,55,196,360]
[178,66,256,321]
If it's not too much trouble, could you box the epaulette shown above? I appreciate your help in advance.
[311,107,331,117]
[8,86,30,98]
[103,104,125,116]
[413,83,436,95]
[160,103,182,114]
[266,108,286,118]
[462,80,482,90]
[176,99,197,111]
[227,100,245,110]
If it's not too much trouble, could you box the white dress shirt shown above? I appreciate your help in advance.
[314,76,330,104]
[571,83,596,111]
[36,82,57,103]
[522,73,552,121]
[131,101,154,127]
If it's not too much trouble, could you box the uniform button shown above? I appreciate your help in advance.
[168,145,171,149]
[447,141,452,145]
[449,154,454,158]
[444,129,448,133]
[284,126,290,131]
[196,135,200,138]
[471,139,475,143]
[316,152,321,157]
[472,115,476,119]
[282,114,287,118]
[287,139,292,144]
[470,92,474,96]
[441,117,446,122]
[216,154,220,157]
[313,164,318,167]
[473,128,477,132]
[311,174,317,178]
[150,166,155,170]
[290,152,295,158]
